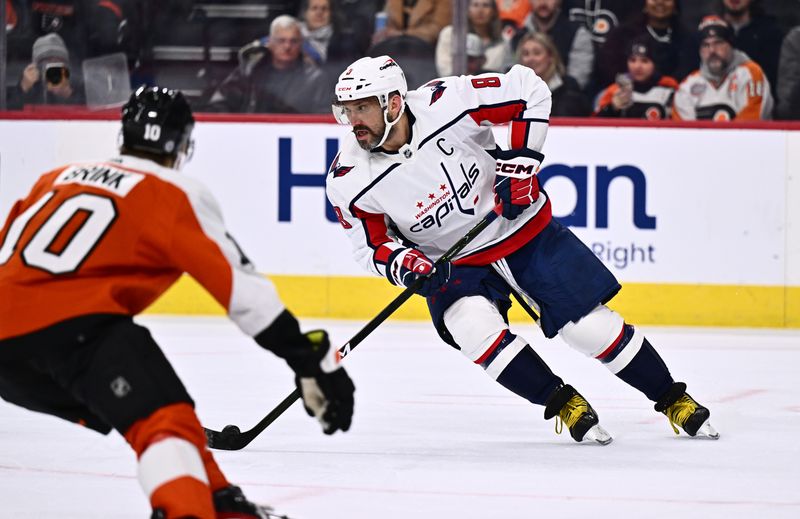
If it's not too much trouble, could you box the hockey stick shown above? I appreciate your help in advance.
[510,287,541,323]
[204,207,502,450]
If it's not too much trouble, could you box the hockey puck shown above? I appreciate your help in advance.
[221,425,241,437]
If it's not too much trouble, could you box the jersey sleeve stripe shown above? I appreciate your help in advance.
[510,120,529,149]
[416,100,527,150]
[468,100,527,125]
[350,204,394,265]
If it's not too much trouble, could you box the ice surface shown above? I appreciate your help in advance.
[1,317,798,518]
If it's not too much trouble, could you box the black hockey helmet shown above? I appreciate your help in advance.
[121,86,195,157]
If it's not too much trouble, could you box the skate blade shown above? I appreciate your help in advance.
[584,424,613,445]
[694,419,720,440]
[259,504,291,519]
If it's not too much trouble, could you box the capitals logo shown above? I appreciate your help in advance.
[425,80,447,105]
[328,152,354,178]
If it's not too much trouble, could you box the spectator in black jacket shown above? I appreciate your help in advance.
[717,0,783,94]
[597,0,697,90]
[7,33,86,109]
[513,0,594,89]
[565,0,644,47]
[516,32,592,116]
[28,0,138,63]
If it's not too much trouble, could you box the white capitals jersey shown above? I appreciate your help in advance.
[326,65,553,280]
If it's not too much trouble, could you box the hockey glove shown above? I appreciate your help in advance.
[294,330,355,435]
[254,311,355,434]
[386,247,451,297]
[494,148,544,220]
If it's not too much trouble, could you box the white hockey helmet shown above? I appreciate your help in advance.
[332,56,407,120]
[332,56,408,149]
[335,56,407,105]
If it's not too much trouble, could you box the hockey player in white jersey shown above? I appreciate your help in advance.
[326,56,719,443]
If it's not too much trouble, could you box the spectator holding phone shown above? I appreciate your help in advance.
[7,33,85,110]
[594,37,678,119]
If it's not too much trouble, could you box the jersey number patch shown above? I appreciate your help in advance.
[0,191,117,274]
[471,77,501,89]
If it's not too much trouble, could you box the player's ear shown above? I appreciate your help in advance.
[388,92,403,120]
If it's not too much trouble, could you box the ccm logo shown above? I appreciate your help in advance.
[496,162,536,176]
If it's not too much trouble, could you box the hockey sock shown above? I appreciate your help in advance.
[144,440,214,519]
[598,325,674,402]
[479,331,563,406]
[125,403,224,518]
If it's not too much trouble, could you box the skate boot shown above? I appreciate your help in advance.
[654,382,719,439]
[213,485,290,519]
[149,486,290,519]
[544,384,612,445]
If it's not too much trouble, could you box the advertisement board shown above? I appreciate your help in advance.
[1,118,797,326]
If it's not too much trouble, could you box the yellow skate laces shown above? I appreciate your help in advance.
[554,395,589,435]
[665,395,698,435]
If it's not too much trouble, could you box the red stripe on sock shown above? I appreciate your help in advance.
[475,330,508,365]
[596,325,625,360]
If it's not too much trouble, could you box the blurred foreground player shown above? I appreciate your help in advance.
[0,87,355,518]
[327,56,718,445]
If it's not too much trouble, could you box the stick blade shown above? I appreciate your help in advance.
[205,425,244,450]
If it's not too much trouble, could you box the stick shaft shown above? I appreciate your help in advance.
[205,209,500,450]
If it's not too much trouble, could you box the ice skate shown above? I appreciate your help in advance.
[213,484,291,519]
[654,382,720,439]
[150,485,291,519]
[544,384,613,445]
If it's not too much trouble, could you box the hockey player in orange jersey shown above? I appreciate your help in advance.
[0,86,355,519]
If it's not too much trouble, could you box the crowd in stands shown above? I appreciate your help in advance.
[2,0,800,120]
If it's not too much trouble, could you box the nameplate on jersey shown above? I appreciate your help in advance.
[55,165,145,196]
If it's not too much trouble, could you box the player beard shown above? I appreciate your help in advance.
[352,122,386,150]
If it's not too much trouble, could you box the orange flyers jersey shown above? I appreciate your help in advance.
[594,76,678,119]
[673,56,773,121]
[0,155,285,341]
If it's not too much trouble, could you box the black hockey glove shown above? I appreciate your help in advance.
[494,148,544,220]
[255,311,355,435]
[386,247,450,297]
[294,330,354,434]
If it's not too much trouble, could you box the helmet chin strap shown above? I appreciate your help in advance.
[372,98,406,150]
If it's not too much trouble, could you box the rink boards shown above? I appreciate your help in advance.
[1,116,798,327]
